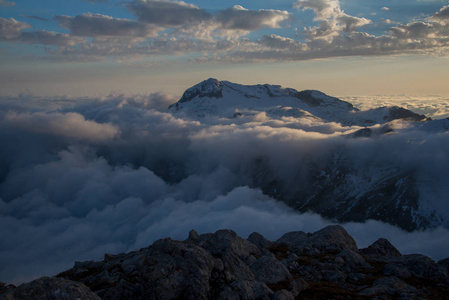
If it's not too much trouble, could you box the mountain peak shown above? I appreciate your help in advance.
[179,78,223,103]
[171,79,358,121]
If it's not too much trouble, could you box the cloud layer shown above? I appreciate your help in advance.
[0,91,448,285]
[1,0,449,62]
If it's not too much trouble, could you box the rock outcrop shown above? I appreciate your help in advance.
[1,225,448,299]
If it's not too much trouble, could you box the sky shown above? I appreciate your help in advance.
[1,0,449,97]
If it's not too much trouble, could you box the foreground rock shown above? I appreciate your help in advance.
[1,225,448,299]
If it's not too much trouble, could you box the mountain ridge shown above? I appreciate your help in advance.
[2,226,448,299]
[169,78,429,126]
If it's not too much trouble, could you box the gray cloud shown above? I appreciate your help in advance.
[126,0,211,27]
[0,17,83,46]
[1,91,449,285]
[83,0,108,3]
[215,5,290,31]
[0,17,30,39]
[0,0,14,7]
[54,13,160,38]
[390,21,435,39]
[20,15,49,22]
[4,0,449,63]
[430,5,449,24]
[18,30,84,46]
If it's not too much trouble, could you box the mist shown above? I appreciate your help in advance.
[1,93,448,285]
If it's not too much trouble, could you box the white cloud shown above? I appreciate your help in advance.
[0,18,30,39]
[3,111,120,141]
[295,0,371,41]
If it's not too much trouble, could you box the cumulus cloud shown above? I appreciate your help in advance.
[295,0,371,41]
[126,0,210,27]
[0,17,30,39]
[215,5,290,31]
[2,0,449,62]
[0,91,448,285]
[125,1,290,39]
[430,5,449,24]
[390,21,436,39]
[0,17,84,46]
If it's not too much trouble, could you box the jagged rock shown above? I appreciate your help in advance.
[360,238,402,258]
[272,289,294,300]
[0,283,15,295]
[59,238,217,300]
[336,250,371,271]
[248,232,273,250]
[384,254,446,280]
[276,225,358,253]
[288,278,309,296]
[250,254,292,285]
[217,280,272,300]
[275,231,307,247]
[0,277,100,300]
[194,229,261,259]
[439,258,449,273]
[359,276,418,297]
[187,229,199,241]
[221,253,256,283]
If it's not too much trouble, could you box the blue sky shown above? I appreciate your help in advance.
[1,0,449,96]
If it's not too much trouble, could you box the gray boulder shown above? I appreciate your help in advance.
[0,277,99,300]
[288,278,309,296]
[60,238,217,300]
[218,280,272,300]
[247,232,273,250]
[272,289,294,300]
[360,238,402,258]
[276,225,358,253]
[194,229,261,259]
[359,276,418,297]
[250,254,292,285]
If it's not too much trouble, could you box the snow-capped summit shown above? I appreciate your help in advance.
[170,79,428,126]
[179,78,224,103]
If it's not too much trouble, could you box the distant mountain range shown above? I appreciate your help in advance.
[168,79,449,231]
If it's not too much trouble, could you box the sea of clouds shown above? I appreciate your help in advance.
[1,92,448,284]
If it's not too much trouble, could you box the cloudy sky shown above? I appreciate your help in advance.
[1,0,449,96]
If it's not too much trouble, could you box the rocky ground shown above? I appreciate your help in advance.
[1,225,448,299]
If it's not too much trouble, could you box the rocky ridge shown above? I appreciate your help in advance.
[2,226,448,299]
